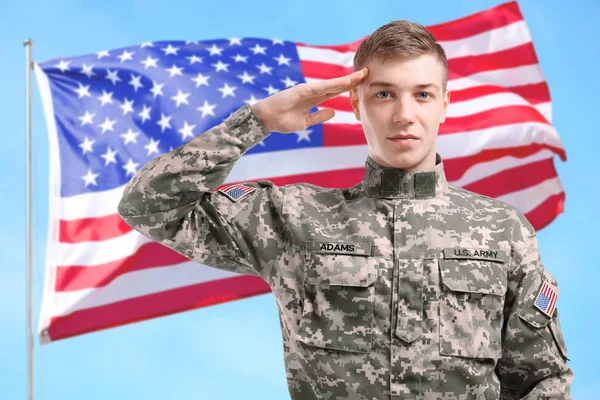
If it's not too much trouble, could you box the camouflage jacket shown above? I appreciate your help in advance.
[118,104,574,399]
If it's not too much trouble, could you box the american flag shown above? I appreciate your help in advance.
[534,281,558,318]
[34,1,566,343]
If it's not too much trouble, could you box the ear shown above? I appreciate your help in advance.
[349,88,361,121]
[440,90,450,123]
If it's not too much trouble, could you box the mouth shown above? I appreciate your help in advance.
[388,135,419,146]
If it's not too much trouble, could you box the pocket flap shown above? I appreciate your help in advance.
[439,249,507,296]
[305,252,379,287]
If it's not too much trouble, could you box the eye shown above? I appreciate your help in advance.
[376,91,391,99]
[417,92,432,99]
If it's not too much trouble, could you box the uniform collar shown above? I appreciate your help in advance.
[361,152,449,199]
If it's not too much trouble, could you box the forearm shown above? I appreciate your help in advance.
[117,104,270,220]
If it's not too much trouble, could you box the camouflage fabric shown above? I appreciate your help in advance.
[118,104,574,399]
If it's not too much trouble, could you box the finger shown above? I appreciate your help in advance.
[306,108,335,127]
[305,68,368,97]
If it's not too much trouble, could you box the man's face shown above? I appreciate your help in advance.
[350,53,450,172]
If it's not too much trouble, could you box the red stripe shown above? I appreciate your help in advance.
[525,191,565,232]
[448,43,538,79]
[301,42,539,81]
[295,2,523,52]
[59,214,132,243]
[46,275,271,342]
[55,241,189,291]
[461,157,558,199]
[426,1,523,41]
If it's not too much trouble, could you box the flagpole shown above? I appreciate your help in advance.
[23,37,35,400]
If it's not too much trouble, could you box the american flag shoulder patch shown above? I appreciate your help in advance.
[533,280,558,318]
[217,183,256,202]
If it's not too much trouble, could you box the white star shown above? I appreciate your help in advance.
[150,80,164,98]
[256,63,273,75]
[96,50,110,59]
[141,56,159,69]
[244,95,261,105]
[191,73,210,88]
[232,54,248,63]
[281,76,298,88]
[186,55,203,64]
[144,138,161,156]
[81,64,95,78]
[98,117,117,133]
[229,37,242,46]
[197,101,216,118]
[121,128,140,144]
[157,113,172,132]
[263,85,279,95]
[74,83,91,98]
[141,42,154,48]
[123,158,140,176]
[258,140,266,147]
[139,105,152,123]
[207,44,223,56]
[105,69,121,85]
[120,98,134,115]
[79,136,95,154]
[118,50,134,63]
[274,54,291,66]
[162,44,180,55]
[212,60,229,72]
[171,89,191,107]
[82,169,100,187]
[217,83,237,98]
[55,60,70,72]
[98,90,114,106]
[272,39,284,45]
[250,44,267,55]
[295,128,312,143]
[101,147,118,166]
[178,121,196,140]
[237,71,256,84]
[129,74,143,91]
[78,111,95,126]
[166,64,184,77]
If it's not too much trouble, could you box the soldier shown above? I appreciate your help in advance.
[118,20,573,400]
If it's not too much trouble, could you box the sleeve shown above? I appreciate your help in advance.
[496,214,574,399]
[117,104,289,282]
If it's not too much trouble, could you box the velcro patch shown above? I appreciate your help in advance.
[533,280,558,318]
[306,241,371,256]
[443,248,508,263]
[218,184,256,202]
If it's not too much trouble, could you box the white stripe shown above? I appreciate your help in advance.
[306,64,546,94]
[448,149,557,187]
[297,20,530,67]
[58,122,564,221]
[57,229,152,267]
[324,90,550,124]
[497,175,564,215]
[46,261,240,317]
[33,62,62,339]
[438,21,532,58]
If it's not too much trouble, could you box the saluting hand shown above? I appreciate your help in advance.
[250,68,369,134]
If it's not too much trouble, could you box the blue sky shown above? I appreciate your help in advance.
[1,0,598,398]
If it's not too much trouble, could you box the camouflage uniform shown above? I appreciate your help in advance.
[118,104,574,399]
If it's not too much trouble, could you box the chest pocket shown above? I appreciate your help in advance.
[438,248,508,359]
[295,250,380,353]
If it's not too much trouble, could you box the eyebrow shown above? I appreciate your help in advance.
[367,81,440,90]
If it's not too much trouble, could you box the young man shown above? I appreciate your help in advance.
[118,20,573,399]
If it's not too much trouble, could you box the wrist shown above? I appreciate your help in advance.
[250,101,272,133]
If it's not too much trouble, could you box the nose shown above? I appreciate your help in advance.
[392,98,416,125]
